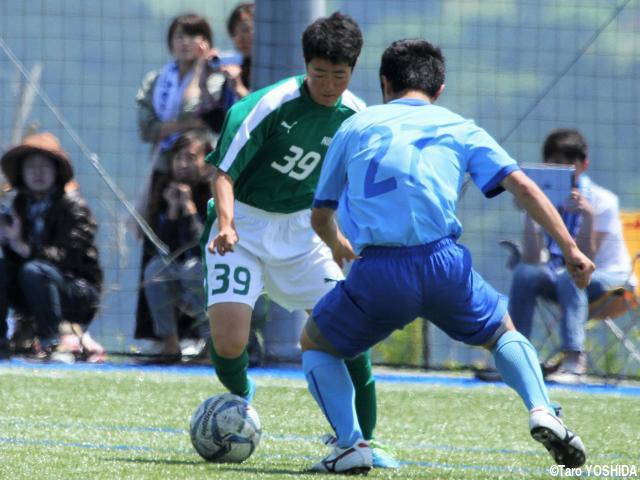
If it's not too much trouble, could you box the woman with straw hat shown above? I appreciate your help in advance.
[0,132,103,361]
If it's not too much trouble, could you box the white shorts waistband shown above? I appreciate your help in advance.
[235,201,310,222]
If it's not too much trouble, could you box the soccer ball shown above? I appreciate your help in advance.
[189,393,262,463]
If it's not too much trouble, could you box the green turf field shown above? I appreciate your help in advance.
[0,363,638,479]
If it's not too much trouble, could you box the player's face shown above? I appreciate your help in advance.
[171,26,209,63]
[305,58,353,107]
[22,154,57,195]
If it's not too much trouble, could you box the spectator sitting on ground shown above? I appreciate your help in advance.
[0,132,104,363]
[135,132,213,363]
[508,128,634,384]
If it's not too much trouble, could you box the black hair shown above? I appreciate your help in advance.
[302,12,363,68]
[146,132,212,228]
[379,39,445,97]
[227,3,254,37]
[166,131,213,161]
[543,129,588,163]
[167,13,213,52]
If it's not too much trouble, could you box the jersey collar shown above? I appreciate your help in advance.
[389,98,431,106]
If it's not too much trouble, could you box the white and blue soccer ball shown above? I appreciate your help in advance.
[189,393,262,463]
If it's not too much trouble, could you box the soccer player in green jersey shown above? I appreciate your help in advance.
[201,12,398,468]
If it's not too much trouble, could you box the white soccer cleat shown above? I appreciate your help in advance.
[529,407,586,468]
[320,434,399,469]
[311,438,372,474]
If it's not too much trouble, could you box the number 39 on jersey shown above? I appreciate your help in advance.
[270,145,322,181]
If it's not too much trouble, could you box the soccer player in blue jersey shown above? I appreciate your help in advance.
[299,39,594,474]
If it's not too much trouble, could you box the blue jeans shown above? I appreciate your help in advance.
[143,256,208,339]
[0,259,99,342]
[508,263,629,352]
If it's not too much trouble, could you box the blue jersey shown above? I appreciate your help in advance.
[313,98,519,254]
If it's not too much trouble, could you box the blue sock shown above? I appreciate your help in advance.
[303,350,362,448]
[492,330,553,413]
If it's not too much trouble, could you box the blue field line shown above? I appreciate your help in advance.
[1,418,637,461]
[0,418,186,435]
[402,459,544,475]
[0,436,192,454]
[2,357,640,397]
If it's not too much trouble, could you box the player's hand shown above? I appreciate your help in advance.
[209,225,239,256]
[329,234,359,268]
[563,246,595,289]
[565,188,593,215]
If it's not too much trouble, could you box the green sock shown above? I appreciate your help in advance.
[209,345,250,398]
[345,350,377,440]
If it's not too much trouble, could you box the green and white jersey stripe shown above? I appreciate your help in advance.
[207,75,365,214]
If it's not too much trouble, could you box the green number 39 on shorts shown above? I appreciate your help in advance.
[210,264,251,296]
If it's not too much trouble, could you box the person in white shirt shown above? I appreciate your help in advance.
[509,128,633,383]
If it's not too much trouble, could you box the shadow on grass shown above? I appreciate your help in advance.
[101,457,202,466]
[101,457,303,476]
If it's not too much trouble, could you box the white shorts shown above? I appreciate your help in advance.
[204,201,344,311]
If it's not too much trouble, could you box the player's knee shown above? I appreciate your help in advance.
[207,303,252,358]
[300,317,343,357]
[483,313,517,350]
[211,334,246,358]
[300,327,317,352]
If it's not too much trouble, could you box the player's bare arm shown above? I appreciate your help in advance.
[501,170,595,289]
[209,170,238,255]
[567,188,596,259]
[521,214,544,263]
[310,207,358,268]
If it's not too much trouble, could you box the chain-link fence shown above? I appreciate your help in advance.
[1,0,638,377]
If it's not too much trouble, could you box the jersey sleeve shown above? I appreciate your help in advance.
[205,94,272,182]
[313,123,352,209]
[465,125,520,198]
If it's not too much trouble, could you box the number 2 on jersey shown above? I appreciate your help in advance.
[363,125,396,198]
[271,146,321,181]
[363,124,436,198]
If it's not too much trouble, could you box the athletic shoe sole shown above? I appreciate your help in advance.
[531,425,586,468]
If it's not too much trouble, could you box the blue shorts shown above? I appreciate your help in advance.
[312,237,508,358]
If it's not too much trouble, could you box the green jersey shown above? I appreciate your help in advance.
[207,75,365,213]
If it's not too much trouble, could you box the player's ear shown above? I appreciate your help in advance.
[380,75,391,102]
[431,84,445,102]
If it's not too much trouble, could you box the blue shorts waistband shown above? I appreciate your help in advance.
[361,236,456,258]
